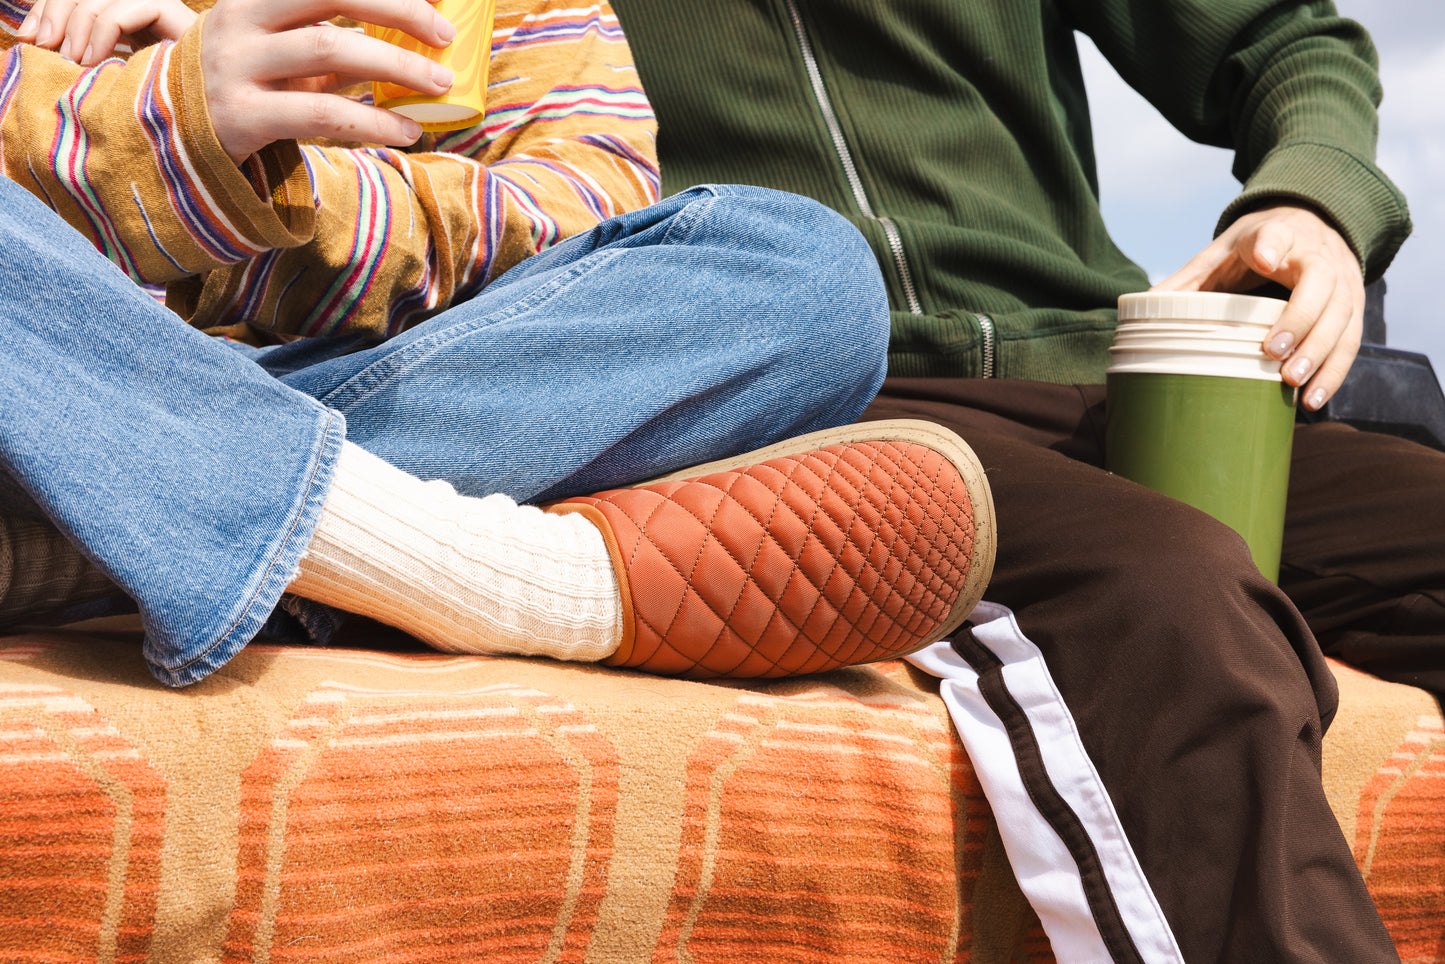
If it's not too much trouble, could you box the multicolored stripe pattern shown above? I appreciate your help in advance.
[134,42,264,267]
[0,629,1439,961]
[0,0,26,32]
[0,0,657,339]
[253,0,658,338]
[0,43,21,179]
[50,60,145,281]
[502,4,629,49]
[0,29,314,290]
[295,158,393,337]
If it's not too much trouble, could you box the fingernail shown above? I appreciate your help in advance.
[34,21,51,45]
[1257,246,1279,271]
[401,118,423,141]
[432,63,454,88]
[17,13,36,37]
[1267,332,1294,358]
[1288,356,1313,382]
[81,44,92,65]
[434,12,456,42]
[57,37,70,60]
[1306,388,1327,410]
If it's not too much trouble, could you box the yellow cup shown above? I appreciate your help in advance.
[365,0,496,133]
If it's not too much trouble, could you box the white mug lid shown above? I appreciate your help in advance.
[1107,345,1284,381]
[1110,292,1287,381]
[1117,291,1287,328]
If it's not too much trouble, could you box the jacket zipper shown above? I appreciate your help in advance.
[783,0,923,317]
[974,314,996,378]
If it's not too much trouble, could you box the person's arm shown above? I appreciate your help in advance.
[185,0,660,338]
[1064,0,1411,408]
[0,0,449,290]
[0,0,658,338]
[0,14,320,290]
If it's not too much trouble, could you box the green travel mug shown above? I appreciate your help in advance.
[1105,292,1298,582]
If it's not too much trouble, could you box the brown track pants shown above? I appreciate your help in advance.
[861,376,1444,964]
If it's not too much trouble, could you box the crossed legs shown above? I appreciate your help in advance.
[0,180,995,685]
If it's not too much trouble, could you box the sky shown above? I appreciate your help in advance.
[1080,0,1445,377]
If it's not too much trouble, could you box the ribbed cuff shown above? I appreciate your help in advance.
[1217,142,1412,283]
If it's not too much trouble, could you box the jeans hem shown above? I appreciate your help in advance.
[142,408,346,686]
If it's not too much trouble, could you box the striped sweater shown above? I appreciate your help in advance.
[0,0,659,340]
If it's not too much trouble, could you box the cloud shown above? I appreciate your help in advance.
[1375,41,1445,201]
[1336,0,1445,59]
[1078,39,1236,208]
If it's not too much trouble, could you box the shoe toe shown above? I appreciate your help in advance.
[551,420,995,678]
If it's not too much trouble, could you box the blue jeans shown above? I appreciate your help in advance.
[0,179,888,686]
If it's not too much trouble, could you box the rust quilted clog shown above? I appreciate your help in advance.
[547,419,995,678]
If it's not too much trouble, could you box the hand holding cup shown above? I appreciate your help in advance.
[199,0,458,166]
[1151,205,1366,412]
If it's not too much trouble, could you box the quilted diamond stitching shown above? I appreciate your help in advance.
[698,449,873,675]
[658,441,961,675]
[803,444,961,663]
[578,440,975,676]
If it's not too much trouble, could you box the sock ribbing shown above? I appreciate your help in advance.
[289,442,622,662]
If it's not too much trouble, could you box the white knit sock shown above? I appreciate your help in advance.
[0,516,118,623]
[288,442,622,661]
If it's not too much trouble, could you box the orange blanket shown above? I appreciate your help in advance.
[0,629,1439,962]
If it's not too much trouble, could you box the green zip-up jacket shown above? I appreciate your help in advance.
[610,0,1412,382]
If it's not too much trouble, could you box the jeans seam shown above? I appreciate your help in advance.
[163,407,344,677]
[315,249,626,414]
[657,185,718,248]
